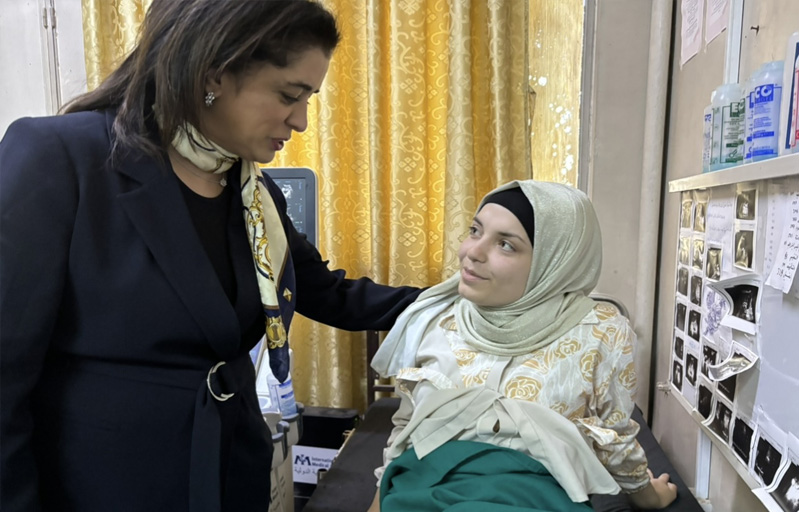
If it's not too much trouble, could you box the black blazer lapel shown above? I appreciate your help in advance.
[227,175,262,334]
[112,132,241,359]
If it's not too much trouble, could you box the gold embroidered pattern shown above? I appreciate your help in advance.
[283,288,292,302]
[567,404,587,421]
[594,302,617,322]
[617,361,637,390]
[521,357,545,372]
[462,368,488,387]
[595,373,611,399]
[505,376,542,401]
[606,409,626,427]
[266,317,287,348]
[246,186,275,282]
[579,349,600,381]
[439,315,458,331]
[592,325,615,349]
[453,349,477,366]
[553,338,580,359]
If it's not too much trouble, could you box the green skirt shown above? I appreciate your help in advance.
[380,440,593,512]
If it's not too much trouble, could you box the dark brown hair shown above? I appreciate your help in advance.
[63,0,340,161]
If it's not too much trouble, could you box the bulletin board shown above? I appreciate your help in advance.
[669,161,799,512]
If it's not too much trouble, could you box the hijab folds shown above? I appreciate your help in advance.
[372,180,603,377]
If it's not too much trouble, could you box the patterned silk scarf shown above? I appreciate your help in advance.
[172,124,292,381]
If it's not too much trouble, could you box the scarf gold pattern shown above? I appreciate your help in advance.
[171,124,289,355]
[373,180,603,376]
[171,123,238,173]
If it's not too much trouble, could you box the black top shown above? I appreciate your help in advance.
[178,173,236,303]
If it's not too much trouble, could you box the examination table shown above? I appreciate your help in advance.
[303,397,704,512]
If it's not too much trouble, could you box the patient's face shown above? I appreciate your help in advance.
[457,203,533,307]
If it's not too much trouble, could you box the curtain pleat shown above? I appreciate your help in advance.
[528,0,584,186]
[82,0,151,90]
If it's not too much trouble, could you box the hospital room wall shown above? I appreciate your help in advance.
[652,2,799,512]
[583,0,655,412]
[0,0,86,136]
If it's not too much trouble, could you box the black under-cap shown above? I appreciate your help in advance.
[480,187,535,245]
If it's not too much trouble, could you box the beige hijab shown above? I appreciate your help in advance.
[372,180,603,376]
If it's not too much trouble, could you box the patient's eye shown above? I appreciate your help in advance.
[499,240,515,252]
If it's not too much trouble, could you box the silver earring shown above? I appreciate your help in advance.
[204,91,216,107]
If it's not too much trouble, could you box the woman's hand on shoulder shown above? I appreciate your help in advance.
[628,469,678,510]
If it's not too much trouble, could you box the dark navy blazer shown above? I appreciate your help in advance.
[0,110,422,512]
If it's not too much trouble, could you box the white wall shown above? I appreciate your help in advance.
[55,0,88,105]
[0,0,86,138]
[586,0,655,413]
[0,0,51,135]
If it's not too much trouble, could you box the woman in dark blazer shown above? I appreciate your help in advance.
[0,2,421,511]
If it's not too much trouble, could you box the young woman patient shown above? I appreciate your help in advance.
[368,180,678,511]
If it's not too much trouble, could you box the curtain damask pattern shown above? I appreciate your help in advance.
[528,0,583,186]
[81,0,531,410]
[82,0,151,90]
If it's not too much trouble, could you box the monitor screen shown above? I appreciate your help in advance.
[261,167,318,247]
[271,178,308,234]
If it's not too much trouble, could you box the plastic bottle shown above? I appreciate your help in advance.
[253,341,298,417]
[702,93,714,173]
[750,61,784,162]
[256,373,279,414]
[743,67,762,164]
[268,368,298,417]
[710,90,722,170]
[710,83,745,171]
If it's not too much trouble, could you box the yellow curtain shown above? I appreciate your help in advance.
[82,0,152,90]
[528,0,584,186]
[80,0,531,411]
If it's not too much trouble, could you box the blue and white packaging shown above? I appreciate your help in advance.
[743,68,761,164]
[702,104,714,172]
[749,61,783,162]
[251,338,298,416]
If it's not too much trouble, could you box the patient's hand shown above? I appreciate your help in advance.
[628,469,678,510]
[366,489,380,512]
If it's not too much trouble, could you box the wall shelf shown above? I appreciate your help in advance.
[668,153,799,193]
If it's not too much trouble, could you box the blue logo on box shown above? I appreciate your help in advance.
[754,84,774,104]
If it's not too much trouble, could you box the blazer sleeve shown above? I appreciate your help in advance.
[262,177,424,331]
[0,118,79,512]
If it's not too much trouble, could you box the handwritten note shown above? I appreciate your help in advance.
[680,0,703,67]
[705,0,728,44]
[764,182,786,278]
[766,192,799,293]
[707,192,735,242]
